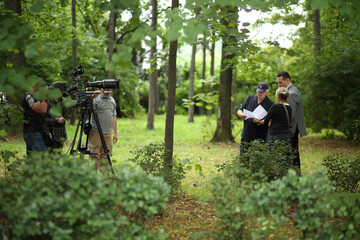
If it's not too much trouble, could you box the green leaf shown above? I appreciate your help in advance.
[48,89,62,100]
[30,0,45,13]
[310,0,329,10]
[49,103,62,117]
[1,35,16,50]
[25,42,41,58]
[63,96,76,108]
[0,129,7,137]
[33,87,47,101]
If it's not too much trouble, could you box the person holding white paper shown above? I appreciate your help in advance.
[237,82,274,153]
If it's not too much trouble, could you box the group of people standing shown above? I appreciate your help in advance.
[237,71,306,171]
[22,81,118,172]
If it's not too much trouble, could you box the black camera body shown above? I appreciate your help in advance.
[65,65,119,99]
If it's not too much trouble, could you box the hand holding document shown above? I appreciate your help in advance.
[243,105,268,120]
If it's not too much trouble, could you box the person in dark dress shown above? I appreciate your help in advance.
[254,87,292,143]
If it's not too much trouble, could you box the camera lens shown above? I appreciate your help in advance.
[86,79,119,89]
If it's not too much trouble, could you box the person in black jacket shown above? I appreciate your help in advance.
[22,84,49,155]
[254,87,292,143]
[237,82,274,153]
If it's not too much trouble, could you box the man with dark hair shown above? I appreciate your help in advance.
[276,71,307,170]
[22,84,49,155]
[237,82,274,153]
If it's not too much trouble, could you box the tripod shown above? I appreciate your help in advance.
[67,96,115,174]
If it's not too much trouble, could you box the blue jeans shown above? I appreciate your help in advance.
[23,132,47,155]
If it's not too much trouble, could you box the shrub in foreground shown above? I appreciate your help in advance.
[0,152,169,240]
[210,166,360,240]
[129,142,194,194]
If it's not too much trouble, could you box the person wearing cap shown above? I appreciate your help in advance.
[276,71,307,171]
[22,83,49,155]
[237,82,274,153]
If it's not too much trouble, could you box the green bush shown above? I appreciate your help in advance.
[211,166,360,240]
[322,154,360,192]
[209,162,266,239]
[245,169,335,239]
[320,193,360,240]
[129,143,192,194]
[236,140,295,181]
[0,152,169,240]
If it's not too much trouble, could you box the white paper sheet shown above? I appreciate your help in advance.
[243,105,268,120]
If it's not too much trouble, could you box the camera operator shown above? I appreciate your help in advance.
[22,83,49,155]
[45,82,67,151]
[88,88,118,171]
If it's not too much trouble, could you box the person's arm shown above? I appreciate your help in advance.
[112,116,118,143]
[31,99,48,114]
[92,90,101,99]
[237,96,250,120]
[237,109,246,120]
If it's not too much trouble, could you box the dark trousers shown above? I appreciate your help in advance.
[291,128,301,170]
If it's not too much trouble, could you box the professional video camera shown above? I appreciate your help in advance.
[65,64,119,99]
[64,64,119,174]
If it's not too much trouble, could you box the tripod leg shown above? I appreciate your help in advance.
[70,110,85,154]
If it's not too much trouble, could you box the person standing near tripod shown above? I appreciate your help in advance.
[89,88,118,171]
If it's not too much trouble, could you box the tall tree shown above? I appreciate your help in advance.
[313,9,321,57]
[147,0,158,130]
[107,8,116,79]
[164,0,179,183]
[211,6,237,143]
[70,0,78,125]
[4,0,26,68]
[187,39,197,123]
[207,38,215,116]
[72,0,77,69]
[4,0,26,136]
[199,39,207,115]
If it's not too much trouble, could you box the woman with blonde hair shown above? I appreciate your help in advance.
[254,87,292,142]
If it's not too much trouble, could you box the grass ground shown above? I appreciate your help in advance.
[1,114,360,239]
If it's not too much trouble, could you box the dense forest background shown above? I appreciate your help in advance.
[1,0,360,141]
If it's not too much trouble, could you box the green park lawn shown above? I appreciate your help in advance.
[1,114,359,239]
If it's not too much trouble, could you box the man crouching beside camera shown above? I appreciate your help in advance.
[89,88,118,172]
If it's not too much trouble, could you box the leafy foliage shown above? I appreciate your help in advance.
[129,142,194,194]
[209,161,265,239]
[0,152,169,240]
[322,154,360,192]
[235,140,295,181]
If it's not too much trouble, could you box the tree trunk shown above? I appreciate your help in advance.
[188,42,196,123]
[108,10,116,79]
[199,40,207,115]
[211,7,236,143]
[5,0,26,68]
[313,9,321,57]
[164,0,179,183]
[147,0,158,130]
[207,39,215,116]
[231,67,237,116]
[4,0,26,136]
[70,0,77,125]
